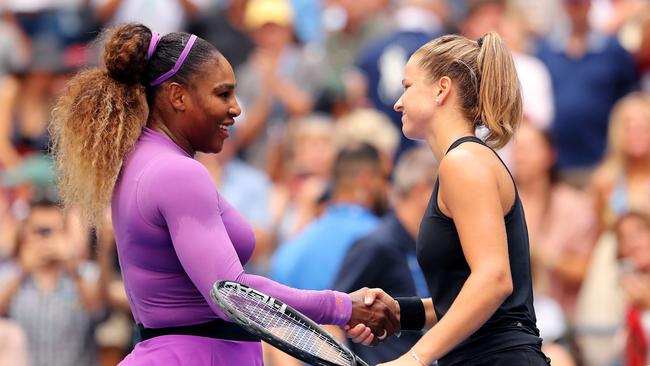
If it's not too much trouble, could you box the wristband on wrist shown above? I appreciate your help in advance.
[395,297,425,330]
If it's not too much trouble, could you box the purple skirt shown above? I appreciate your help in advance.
[119,335,263,365]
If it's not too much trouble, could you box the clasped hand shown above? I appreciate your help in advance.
[346,288,400,346]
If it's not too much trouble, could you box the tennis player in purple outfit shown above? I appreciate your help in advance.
[50,24,399,365]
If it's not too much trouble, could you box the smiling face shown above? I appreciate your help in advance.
[183,53,241,153]
[393,56,438,140]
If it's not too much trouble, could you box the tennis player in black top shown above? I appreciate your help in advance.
[349,32,551,366]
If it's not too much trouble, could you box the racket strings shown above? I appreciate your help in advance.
[219,287,353,366]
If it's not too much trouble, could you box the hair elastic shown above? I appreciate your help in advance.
[150,34,197,87]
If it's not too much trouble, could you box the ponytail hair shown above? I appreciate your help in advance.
[50,23,218,225]
[414,32,522,148]
[476,32,522,148]
[50,24,150,225]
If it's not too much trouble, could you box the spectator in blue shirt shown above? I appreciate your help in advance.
[332,146,437,365]
[270,142,386,291]
[535,0,638,188]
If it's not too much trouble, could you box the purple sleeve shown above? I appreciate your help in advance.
[138,157,351,325]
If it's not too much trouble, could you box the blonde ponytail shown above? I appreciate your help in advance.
[476,32,522,148]
[414,32,522,148]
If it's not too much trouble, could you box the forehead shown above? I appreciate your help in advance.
[26,207,64,226]
[194,53,235,86]
[404,55,428,79]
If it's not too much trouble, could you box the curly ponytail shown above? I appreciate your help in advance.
[50,24,151,225]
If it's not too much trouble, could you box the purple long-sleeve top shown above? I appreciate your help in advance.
[112,128,352,330]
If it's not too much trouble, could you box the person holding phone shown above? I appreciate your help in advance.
[0,199,105,366]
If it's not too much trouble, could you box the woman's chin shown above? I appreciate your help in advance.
[402,126,425,141]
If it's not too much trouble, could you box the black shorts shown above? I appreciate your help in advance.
[463,346,552,366]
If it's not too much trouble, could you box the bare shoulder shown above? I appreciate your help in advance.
[438,145,495,189]
[438,143,513,216]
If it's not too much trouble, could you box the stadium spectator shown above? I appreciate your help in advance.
[332,146,436,365]
[536,0,638,188]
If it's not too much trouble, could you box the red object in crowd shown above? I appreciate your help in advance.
[626,306,648,366]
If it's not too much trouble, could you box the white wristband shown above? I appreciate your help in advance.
[409,349,426,366]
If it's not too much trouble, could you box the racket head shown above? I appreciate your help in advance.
[210,280,367,366]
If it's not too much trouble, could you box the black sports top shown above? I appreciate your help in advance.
[417,136,542,366]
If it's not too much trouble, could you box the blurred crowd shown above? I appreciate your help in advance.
[0,0,649,365]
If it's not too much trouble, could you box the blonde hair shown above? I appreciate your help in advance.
[335,109,400,158]
[414,32,522,148]
[50,24,150,225]
[601,92,650,174]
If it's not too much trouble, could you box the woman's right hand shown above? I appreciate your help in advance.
[347,288,400,346]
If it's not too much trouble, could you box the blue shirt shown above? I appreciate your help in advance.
[332,213,427,365]
[271,204,379,291]
[220,158,272,230]
[536,30,638,169]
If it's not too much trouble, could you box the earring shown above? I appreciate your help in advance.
[435,98,440,105]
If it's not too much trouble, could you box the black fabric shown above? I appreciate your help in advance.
[137,319,260,342]
[463,345,552,366]
[395,297,426,331]
[417,136,542,366]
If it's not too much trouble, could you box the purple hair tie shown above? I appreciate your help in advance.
[150,34,197,87]
[146,32,161,61]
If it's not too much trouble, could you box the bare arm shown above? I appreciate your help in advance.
[270,79,313,117]
[422,298,436,329]
[0,77,21,168]
[409,153,514,364]
[0,270,24,316]
[70,269,104,313]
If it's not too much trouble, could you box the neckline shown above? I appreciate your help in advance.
[141,127,192,158]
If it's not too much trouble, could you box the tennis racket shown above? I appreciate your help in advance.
[210,280,370,366]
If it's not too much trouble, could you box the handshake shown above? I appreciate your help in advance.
[345,288,400,346]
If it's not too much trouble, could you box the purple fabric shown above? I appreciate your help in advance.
[146,32,161,61]
[150,34,196,86]
[119,335,264,366]
[112,128,351,365]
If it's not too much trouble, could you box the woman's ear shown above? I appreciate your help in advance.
[436,76,452,105]
[167,82,187,112]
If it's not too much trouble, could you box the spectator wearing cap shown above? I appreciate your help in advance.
[234,0,326,176]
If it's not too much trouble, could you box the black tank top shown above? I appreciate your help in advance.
[417,136,542,366]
